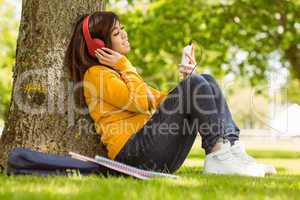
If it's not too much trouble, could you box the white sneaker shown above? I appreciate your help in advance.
[203,141,265,177]
[230,141,277,175]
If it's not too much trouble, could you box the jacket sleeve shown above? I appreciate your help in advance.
[115,56,169,110]
[85,56,153,114]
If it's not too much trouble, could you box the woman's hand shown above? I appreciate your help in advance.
[95,47,123,69]
[178,63,196,78]
[178,45,197,80]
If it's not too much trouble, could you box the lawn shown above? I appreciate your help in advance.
[0,147,300,200]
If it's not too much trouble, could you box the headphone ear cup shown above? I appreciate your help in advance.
[88,39,105,58]
[94,39,106,49]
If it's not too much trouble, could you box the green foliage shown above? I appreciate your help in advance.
[0,0,18,123]
[105,0,300,128]
[284,78,300,104]
[109,0,299,91]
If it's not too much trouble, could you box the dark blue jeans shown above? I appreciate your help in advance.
[115,74,240,173]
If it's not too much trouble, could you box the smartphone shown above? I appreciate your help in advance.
[181,43,193,65]
[180,42,197,78]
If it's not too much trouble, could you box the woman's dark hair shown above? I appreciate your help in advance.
[65,11,119,110]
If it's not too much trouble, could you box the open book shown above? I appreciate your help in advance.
[69,152,178,180]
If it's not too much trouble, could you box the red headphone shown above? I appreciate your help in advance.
[82,15,106,58]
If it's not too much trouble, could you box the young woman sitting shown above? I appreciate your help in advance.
[65,11,276,177]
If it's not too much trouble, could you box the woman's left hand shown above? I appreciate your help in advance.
[178,45,197,80]
[178,63,196,75]
[94,48,123,69]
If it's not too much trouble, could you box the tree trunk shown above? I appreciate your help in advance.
[0,0,107,168]
[286,44,300,80]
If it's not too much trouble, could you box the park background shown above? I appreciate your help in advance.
[0,0,300,199]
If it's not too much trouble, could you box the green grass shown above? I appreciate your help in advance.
[1,148,300,200]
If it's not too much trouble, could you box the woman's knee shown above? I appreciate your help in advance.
[201,73,216,83]
[187,74,210,87]
[177,74,211,97]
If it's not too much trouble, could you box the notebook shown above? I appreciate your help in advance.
[69,152,178,180]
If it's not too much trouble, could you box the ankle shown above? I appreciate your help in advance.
[211,143,222,153]
[210,138,230,153]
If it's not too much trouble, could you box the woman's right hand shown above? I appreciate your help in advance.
[95,48,123,69]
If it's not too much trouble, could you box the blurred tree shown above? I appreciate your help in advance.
[284,78,300,104]
[226,78,271,128]
[109,0,299,91]
[0,0,18,123]
[106,0,298,128]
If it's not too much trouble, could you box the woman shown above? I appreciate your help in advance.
[65,11,275,176]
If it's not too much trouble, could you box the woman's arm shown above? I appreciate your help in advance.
[85,56,154,114]
[148,86,168,108]
[116,57,169,110]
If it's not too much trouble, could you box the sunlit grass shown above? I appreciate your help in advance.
[0,148,300,200]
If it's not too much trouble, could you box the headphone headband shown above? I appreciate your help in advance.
[82,15,105,58]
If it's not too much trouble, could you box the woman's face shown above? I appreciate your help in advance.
[110,20,130,55]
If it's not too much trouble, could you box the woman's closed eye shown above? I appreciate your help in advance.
[113,26,125,36]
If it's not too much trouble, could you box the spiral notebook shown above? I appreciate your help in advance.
[69,152,178,180]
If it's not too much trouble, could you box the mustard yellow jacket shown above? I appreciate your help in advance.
[83,55,168,160]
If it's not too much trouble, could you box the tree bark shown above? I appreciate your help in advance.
[0,0,107,168]
[286,44,300,80]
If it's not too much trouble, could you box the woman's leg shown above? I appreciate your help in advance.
[115,74,236,173]
[201,74,240,144]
